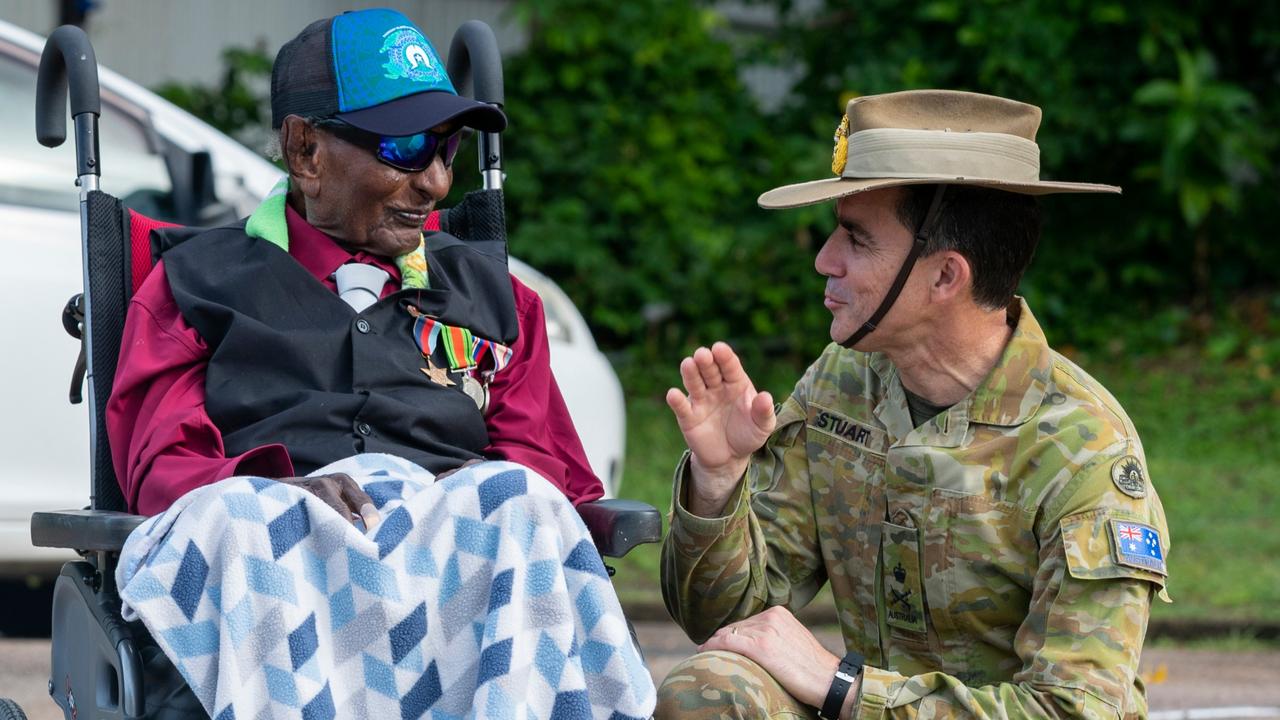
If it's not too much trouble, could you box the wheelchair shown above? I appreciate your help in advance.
[11,21,661,720]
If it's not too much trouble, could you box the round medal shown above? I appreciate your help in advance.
[461,374,488,413]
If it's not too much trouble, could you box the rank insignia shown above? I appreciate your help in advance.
[881,523,926,634]
[1111,455,1146,498]
[831,115,850,175]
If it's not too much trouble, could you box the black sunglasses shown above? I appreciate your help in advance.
[312,118,465,173]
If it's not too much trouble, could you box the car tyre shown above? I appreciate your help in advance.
[0,698,28,720]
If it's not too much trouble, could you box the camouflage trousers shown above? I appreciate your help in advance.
[655,650,819,719]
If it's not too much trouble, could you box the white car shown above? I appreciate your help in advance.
[0,18,625,580]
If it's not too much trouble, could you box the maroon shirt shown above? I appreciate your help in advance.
[107,205,604,515]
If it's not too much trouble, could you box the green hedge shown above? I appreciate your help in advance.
[747,0,1279,356]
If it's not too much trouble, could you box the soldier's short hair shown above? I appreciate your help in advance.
[895,185,1042,310]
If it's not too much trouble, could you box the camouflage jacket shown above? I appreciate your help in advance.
[662,299,1171,719]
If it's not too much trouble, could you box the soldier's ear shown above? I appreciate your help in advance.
[930,251,972,304]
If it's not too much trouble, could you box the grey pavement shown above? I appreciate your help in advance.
[2,623,1279,719]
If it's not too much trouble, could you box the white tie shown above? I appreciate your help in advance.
[332,263,391,313]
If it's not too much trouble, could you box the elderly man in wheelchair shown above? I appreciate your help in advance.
[29,9,658,720]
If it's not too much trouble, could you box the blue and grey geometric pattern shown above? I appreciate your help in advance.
[117,454,655,718]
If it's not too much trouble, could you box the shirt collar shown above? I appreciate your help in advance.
[284,203,400,284]
[872,297,1052,447]
[965,297,1052,427]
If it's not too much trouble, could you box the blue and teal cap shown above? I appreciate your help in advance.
[270,8,506,136]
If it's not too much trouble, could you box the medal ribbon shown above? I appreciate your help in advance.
[471,338,513,373]
[413,314,443,357]
[440,324,474,370]
[413,314,512,373]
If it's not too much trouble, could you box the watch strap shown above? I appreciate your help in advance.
[819,651,864,719]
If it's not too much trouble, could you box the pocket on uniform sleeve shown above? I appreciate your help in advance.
[1060,509,1169,595]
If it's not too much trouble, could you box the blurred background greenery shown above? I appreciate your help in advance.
[152,0,1279,627]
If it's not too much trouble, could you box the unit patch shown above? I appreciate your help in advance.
[1109,519,1166,575]
[1111,455,1146,498]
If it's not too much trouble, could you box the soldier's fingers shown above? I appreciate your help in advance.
[698,624,731,648]
[697,629,730,653]
[693,346,724,389]
[711,342,750,387]
[665,387,693,423]
[749,391,777,435]
[699,625,756,655]
[679,355,707,398]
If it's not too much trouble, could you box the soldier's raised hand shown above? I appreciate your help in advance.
[666,342,776,516]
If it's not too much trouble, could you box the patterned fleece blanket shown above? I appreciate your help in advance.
[116,454,656,719]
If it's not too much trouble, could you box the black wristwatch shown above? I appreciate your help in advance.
[819,650,864,720]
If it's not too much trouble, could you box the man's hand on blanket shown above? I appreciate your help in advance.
[274,473,381,530]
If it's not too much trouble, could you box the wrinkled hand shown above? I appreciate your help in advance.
[666,342,776,515]
[274,473,380,530]
[433,458,484,482]
[700,606,843,709]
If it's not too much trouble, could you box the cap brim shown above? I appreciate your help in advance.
[337,90,507,136]
[758,176,1121,209]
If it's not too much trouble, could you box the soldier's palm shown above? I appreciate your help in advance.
[686,382,768,465]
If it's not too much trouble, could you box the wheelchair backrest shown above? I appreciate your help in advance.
[84,189,505,512]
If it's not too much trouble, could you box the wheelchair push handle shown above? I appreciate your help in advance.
[36,24,101,181]
[447,20,505,190]
[447,20,504,108]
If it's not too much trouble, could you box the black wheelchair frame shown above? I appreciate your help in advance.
[19,22,661,720]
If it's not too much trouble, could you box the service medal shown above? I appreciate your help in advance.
[421,358,454,387]
[461,374,488,413]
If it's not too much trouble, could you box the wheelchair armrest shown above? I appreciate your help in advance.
[577,499,663,559]
[31,509,147,552]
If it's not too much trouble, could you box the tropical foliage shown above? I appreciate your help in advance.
[156,0,1280,388]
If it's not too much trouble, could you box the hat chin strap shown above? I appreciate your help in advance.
[839,185,947,349]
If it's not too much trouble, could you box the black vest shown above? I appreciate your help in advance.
[161,223,520,476]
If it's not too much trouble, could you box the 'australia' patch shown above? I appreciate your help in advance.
[1109,519,1166,575]
[1111,455,1146,498]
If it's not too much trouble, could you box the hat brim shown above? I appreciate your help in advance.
[336,90,507,136]
[758,176,1121,209]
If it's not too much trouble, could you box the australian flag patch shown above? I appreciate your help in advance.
[1109,519,1167,575]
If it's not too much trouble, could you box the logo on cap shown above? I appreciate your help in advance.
[380,26,444,83]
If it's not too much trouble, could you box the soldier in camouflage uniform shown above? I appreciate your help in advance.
[656,90,1171,719]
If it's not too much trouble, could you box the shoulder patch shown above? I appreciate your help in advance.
[1111,455,1147,498]
[1110,519,1166,575]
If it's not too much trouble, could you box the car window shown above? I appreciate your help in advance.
[0,50,171,213]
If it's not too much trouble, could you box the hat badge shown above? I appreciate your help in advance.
[831,115,850,176]
[380,25,444,83]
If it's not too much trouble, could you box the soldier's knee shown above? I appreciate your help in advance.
[655,650,807,719]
